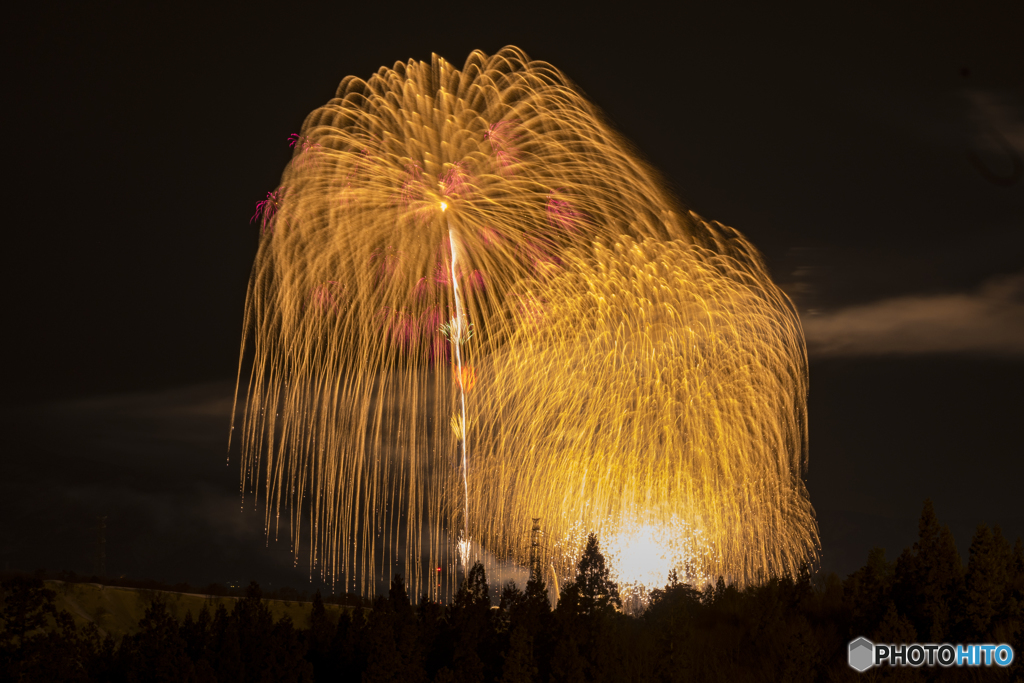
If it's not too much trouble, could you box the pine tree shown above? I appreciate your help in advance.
[328,609,361,683]
[554,534,624,682]
[844,547,894,635]
[265,614,314,683]
[499,623,537,683]
[872,603,921,683]
[122,598,195,682]
[181,605,212,666]
[449,562,492,683]
[960,524,1012,641]
[363,595,402,683]
[0,577,58,650]
[390,575,426,683]
[233,581,275,682]
[548,633,586,683]
[211,602,242,683]
[563,534,621,617]
[645,571,700,683]
[892,499,962,642]
[306,590,334,677]
[0,578,93,682]
[417,596,448,681]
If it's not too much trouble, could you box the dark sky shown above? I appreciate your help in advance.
[3,3,1022,591]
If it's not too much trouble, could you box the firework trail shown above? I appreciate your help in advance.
[232,46,817,600]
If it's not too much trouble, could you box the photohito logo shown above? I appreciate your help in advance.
[848,638,1014,671]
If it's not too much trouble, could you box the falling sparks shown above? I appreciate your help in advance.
[231,46,818,602]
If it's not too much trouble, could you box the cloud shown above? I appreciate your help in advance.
[965,89,1024,154]
[41,381,237,455]
[963,89,1024,186]
[802,273,1024,357]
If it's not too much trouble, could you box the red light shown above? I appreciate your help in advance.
[436,567,441,571]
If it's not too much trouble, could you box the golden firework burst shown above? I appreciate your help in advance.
[232,46,817,600]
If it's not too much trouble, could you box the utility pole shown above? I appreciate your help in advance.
[94,516,107,578]
[530,517,542,584]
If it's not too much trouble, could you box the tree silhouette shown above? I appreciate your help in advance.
[645,571,700,683]
[959,524,1015,643]
[0,577,95,682]
[448,562,493,683]
[306,590,334,677]
[893,499,963,641]
[119,598,195,682]
[0,577,58,650]
[844,546,894,636]
[210,602,242,683]
[553,534,624,682]
[327,609,361,683]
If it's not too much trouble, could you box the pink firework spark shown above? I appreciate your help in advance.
[485,120,518,151]
[251,189,283,234]
[466,270,486,292]
[517,239,562,276]
[396,162,435,225]
[546,190,581,233]
[288,133,322,170]
[309,280,342,312]
[485,121,520,174]
[478,226,503,247]
[338,146,376,208]
[439,161,470,198]
[514,292,548,328]
[400,163,424,206]
[433,258,451,286]
[371,245,402,280]
[377,305,448,359]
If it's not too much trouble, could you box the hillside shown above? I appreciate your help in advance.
[45,581,354,640]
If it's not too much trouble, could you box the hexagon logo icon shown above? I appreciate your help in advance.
[848,637,874,672]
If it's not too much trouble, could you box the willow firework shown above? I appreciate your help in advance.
[471,237,816,593]
[232,46,817,600]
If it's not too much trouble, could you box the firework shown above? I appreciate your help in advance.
[470,237,816,596]
[232,46,817,600]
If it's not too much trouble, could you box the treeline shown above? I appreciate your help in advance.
[2,500,1022,682]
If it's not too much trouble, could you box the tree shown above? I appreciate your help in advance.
[233,581,276,682]
[327,609,362,683]
[892,499,963,642]
[844,547,894,636]
[0,577,58,650]
[361,575,425,683]
[553,534,624,682]
[306,590,335,677]
[448,562,493,683]
[569,534,621,616]
[499,622,537,683]
[181,605,212,667]
[120,598,195,682]
[265,614,314,683]
[417,596,448,681]
[959,524,1013,641]
[210,602,242,683]
[872,603,921,683]
[645,571,701,683]
[0,577,93,682]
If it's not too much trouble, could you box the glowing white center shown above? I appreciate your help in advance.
[607,523,674,589]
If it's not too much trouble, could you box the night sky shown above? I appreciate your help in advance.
[3,3,1022,592]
